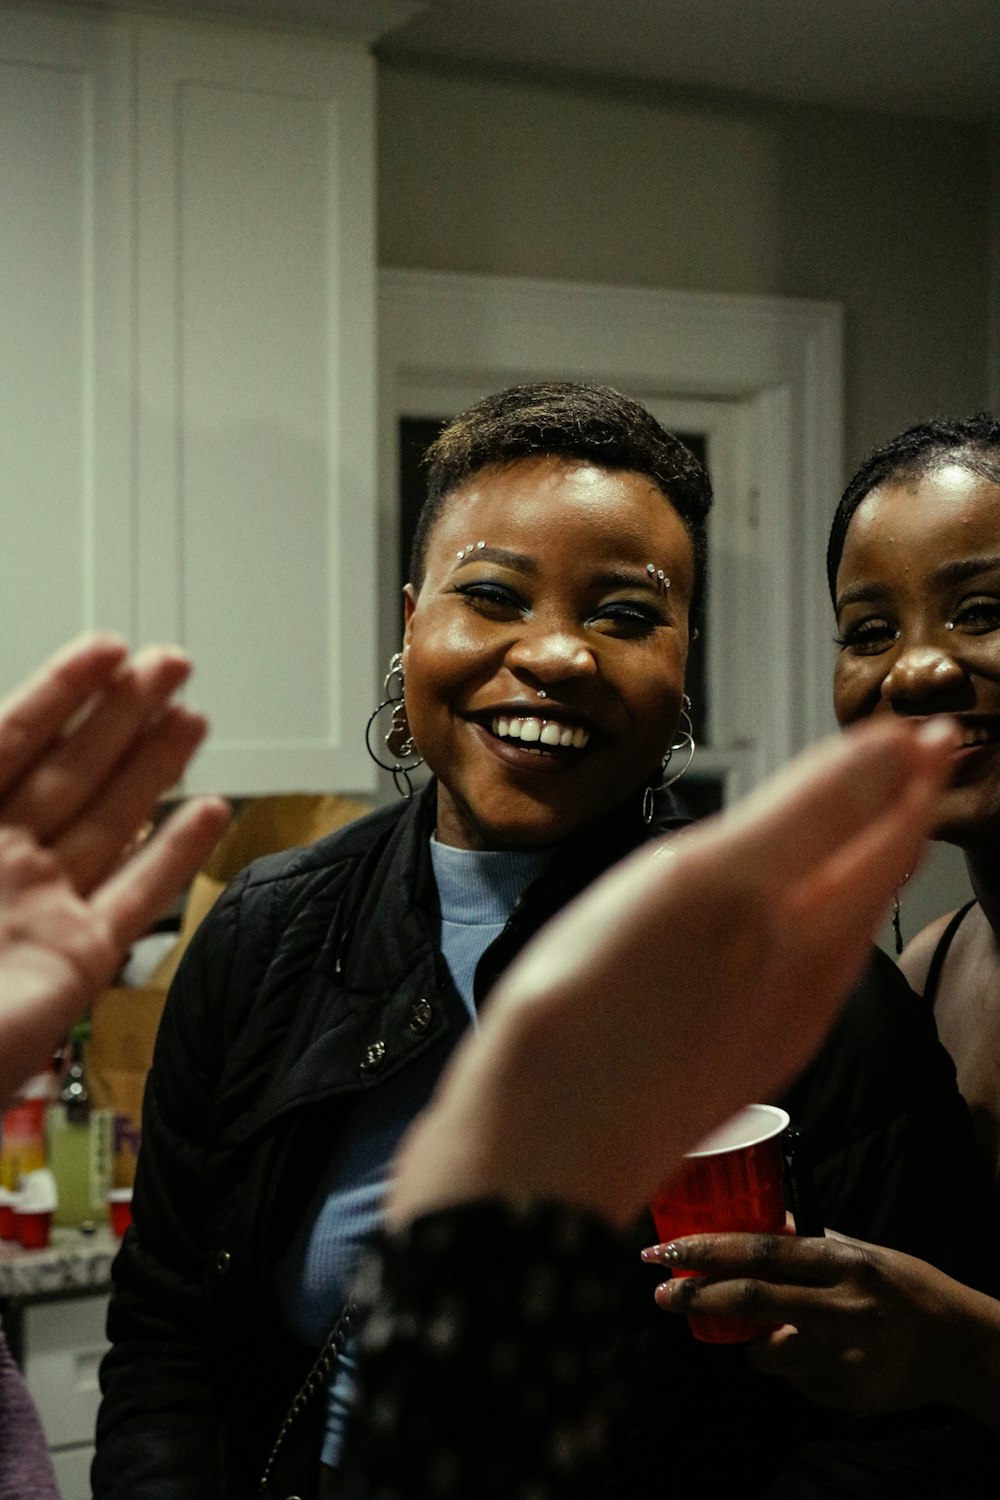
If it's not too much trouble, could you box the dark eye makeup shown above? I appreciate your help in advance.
[452,578,669,635]
[833,615,899,654]
[951,596,1000,633]
[452,580,525,614]
[589,599,668,633]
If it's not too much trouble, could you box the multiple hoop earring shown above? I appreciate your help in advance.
[365,652,424,798]
[643,695,696,825]
[368,663,697,816]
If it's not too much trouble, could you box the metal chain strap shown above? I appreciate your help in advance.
[257,1298,356,1496]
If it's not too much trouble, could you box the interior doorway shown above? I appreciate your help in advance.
[378,267,844,804]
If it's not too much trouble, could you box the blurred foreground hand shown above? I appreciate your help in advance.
[0,633,229,1105]
[389,717,958,1230]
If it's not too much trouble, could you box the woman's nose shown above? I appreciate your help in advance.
[505,623,598,683]
[880,643,966,713]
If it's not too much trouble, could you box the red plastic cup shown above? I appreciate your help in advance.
[15,1210,52,1250]
[108,1189,133,1239]
[650,1103,789,1344]
[0,1201,16,1241]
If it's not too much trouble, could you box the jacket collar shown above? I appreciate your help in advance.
[241,780,690,1137]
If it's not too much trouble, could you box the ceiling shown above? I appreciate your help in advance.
[72,1,1000,121]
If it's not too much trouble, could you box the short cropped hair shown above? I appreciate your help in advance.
[827,411,1000,600]
[409,382,713,612]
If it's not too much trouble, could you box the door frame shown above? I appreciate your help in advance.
[378,267,843,782]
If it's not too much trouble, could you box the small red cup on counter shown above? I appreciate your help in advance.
[0,1188,17,1242]
[14,1168,58,1251]
[16,1210,52,1250]
[108,1188,133,1238]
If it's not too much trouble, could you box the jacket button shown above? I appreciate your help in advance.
[215,1250,232,1275]
[361,1040,386,1071]
[408,998,432,1033]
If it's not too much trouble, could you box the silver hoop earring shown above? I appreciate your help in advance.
[662,695,696,788]
[365,651,424,798]
[643,696,697,823]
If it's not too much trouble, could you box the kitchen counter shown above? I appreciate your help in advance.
[0,1224,118,1300]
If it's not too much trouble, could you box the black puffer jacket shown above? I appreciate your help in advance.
[93,783,687,1498]
[93,783,998,1499]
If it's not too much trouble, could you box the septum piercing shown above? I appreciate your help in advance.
[456,540,487,560]
[646,564,670,593]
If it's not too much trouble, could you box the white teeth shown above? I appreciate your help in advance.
[490,715,590,750]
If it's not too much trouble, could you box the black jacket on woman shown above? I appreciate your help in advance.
[93,783,999,1499]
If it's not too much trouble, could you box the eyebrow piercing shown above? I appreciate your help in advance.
[646,564,671,593]
[945,621,956,631]
[455,540,487,560]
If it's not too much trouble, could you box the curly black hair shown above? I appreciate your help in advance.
[409,382,713,613]
[827,411,1000,601]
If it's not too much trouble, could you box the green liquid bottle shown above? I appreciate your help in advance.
[47,1105,92,1226]
[47,1026,109,1228]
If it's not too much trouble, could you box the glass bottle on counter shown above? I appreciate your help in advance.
[47,1023,112,1228]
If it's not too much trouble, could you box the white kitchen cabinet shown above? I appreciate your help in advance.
[0,8,133,673]
[1,4,386,795]
[22,1293,110,1499]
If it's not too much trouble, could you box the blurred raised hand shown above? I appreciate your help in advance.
[388,717,958,1230]
[0,634,229,1105]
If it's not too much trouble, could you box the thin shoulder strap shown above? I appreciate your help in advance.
[923,900,978,1007]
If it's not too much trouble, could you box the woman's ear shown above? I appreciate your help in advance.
[402,584,418,650]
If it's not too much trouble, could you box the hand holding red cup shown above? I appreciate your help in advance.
[649,1104,789,1343]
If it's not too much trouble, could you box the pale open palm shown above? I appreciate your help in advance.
[390,717,958,1229]
[0,635,229,1105]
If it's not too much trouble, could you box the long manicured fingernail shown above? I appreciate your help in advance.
[641,1243,681,1264]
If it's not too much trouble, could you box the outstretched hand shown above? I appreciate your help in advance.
[0,634,229,1104]
[388,717,959,1229]
[647,1228,1000,1427]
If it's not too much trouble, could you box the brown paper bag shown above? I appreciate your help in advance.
[88,987,168,1189]
[87,794,371,1186]
[147,793,371,992]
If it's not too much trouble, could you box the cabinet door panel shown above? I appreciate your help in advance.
[0,11,131,691]
[50,1443,94,1500]
[135,24,378,793]
[22,1293,109,1450]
